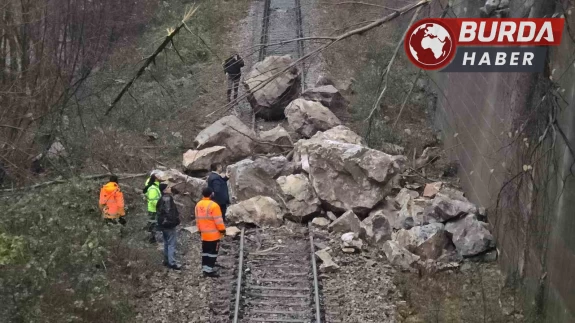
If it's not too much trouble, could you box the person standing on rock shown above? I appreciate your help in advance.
[143,174,161,244]
[195,187,226,277]
[99,175,126,225]
[156,184,182,270]
[207,163,230,223]
[223,51,244,105]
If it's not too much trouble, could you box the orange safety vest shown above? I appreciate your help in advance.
[195,197,225,241]
[99,182,125,219]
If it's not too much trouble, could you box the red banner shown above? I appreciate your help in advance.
[440,18,564,46]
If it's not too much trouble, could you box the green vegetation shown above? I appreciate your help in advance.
[0,181,132,322]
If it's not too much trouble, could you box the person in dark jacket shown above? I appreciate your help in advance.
[223,51,244,103]
[156,184,182,270]
[207,163,230,223]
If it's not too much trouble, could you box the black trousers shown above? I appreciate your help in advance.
[220,204,227,223]
[201,240,220,273]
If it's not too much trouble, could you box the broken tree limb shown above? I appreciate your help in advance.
[328,1,399,11]
[393,69,422,130]
[206,0,430,119]
[105,5,199,116]
[365,5,423,139]
[0,173,147,192]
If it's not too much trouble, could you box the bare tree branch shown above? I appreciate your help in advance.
[105,5,200,116]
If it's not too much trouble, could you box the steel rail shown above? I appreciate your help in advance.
[232,227,245,323]
[308,222,321,323]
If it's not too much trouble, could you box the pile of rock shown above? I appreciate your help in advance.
[172,62,495,274]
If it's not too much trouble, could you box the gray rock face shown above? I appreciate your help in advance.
[255,125,293,154]
[183,146,229,173]
[227,196,285,227]
[445,214,495,257]
[328,210,362,234]
[285,99,342,138]
[382,241,420,270]
[426,193,477,222]
[244,55,301,120]
[193,115,254,162]
[360,210,392,244]
[393,223,449,260]
[294,137,406,215]
[226,159,282,203]
[277,174,322,222]
[252,156,295,179]
[151,168,205,203]
[398,198,436,227]
[312,125,365,145]
[301,85,348,110]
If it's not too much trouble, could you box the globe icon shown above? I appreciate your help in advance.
[407,22,454,69]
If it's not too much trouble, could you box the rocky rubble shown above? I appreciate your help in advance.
[172,79,496,275]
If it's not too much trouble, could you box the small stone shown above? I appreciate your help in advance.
[312,217,330,228]
[341,247,356,253]
[225,226,241,237]
[326,211,338,221]
[404,129,412,135]
[423,182,443,198]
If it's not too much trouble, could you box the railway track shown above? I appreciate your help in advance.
[248,0,307,130]
[229,223,322,323]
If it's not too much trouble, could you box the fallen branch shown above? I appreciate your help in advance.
[206,0,430,119]
[0,173,147,192]
[365,6,423,135]
[328,1,399,11]
[105,5,199,116]
[393,69,422,130]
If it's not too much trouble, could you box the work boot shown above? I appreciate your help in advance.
[203,271,220,278]
[168,264,182,271]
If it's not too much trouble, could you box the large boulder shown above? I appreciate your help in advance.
[285,99,342,138]
[151,168,206,216]
[312,125,365,145]
[368,200,403,230]
[328,210,362,234]
[360,210,392,244]
[301,85,348,111]
[445,214,495,257]
[244,55,301,120]
[226,159,282,203]
[193,115,254,162]
[382,241,420,270]
[393,223,449,260]
[227,196,285,227]
[294,137,406,215]
[277,174,322,222]
[255,125,293,154]
[425,192,477,222]
[183,146,230,174]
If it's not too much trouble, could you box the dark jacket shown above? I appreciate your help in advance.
[207,172,230,207]
[156,194,180,229]
[223,55,244,77]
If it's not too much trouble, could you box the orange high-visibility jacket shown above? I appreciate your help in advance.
[195,197,225,241]
[99,182,125,219]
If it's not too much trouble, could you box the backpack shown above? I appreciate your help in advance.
[157,195,180,229]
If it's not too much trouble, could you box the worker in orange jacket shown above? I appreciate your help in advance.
[195,187,226,277]
[99,175,126,225]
